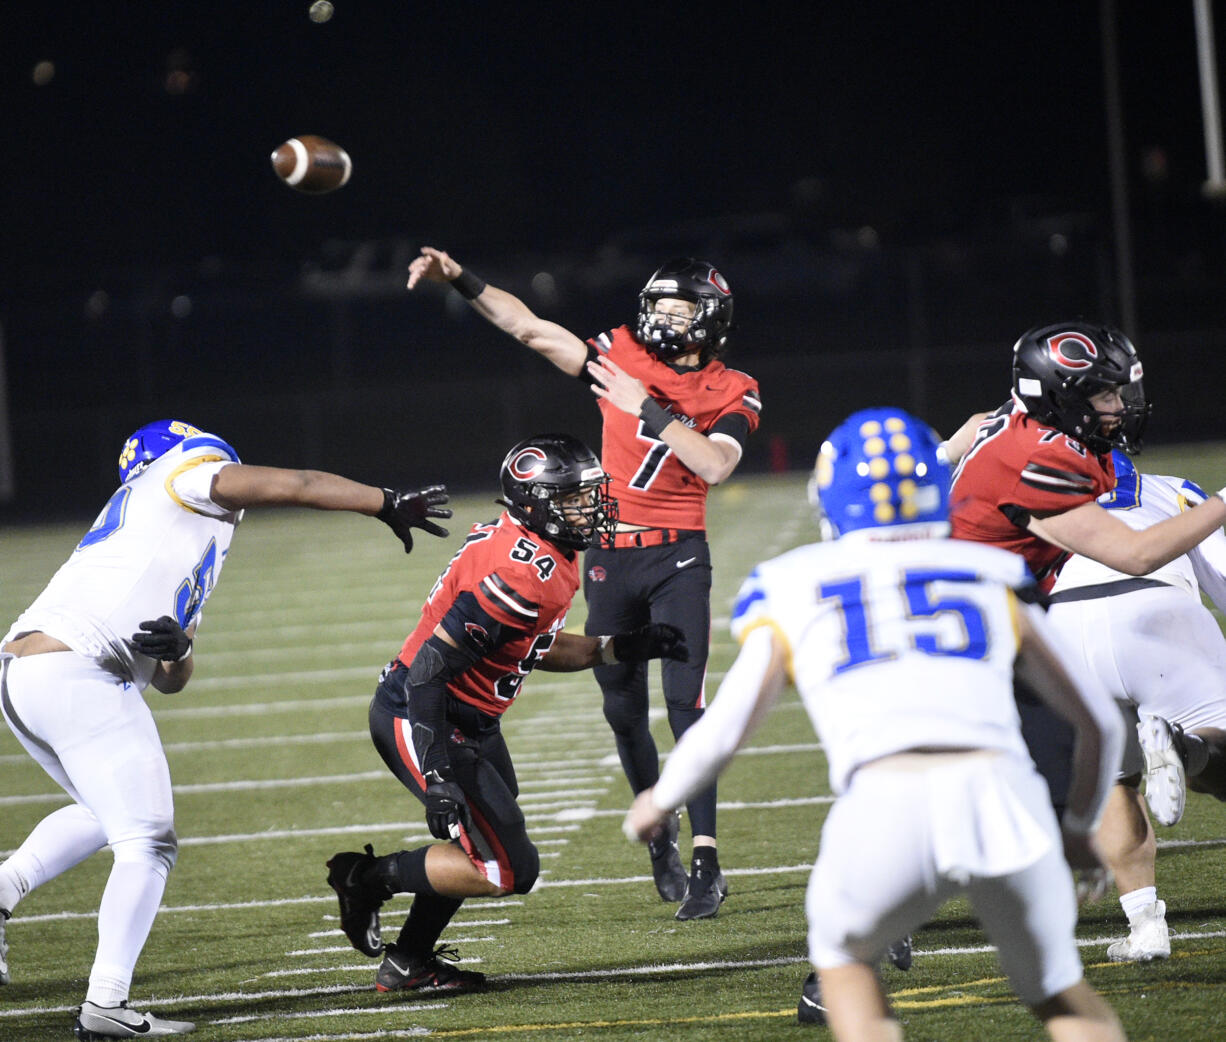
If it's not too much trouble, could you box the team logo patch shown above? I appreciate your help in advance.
[464,622,491,648]
[707,269,731,295]
[508,446,548,482]
[1046,331,1098,370]
[588,565,607,582]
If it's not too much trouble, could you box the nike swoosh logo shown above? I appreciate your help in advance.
[384,954,411,974]
[676,557,697,569]
[96,1013,152,1034]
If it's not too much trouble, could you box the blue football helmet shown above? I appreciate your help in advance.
[118,419,235,484]
[810,407,950,538]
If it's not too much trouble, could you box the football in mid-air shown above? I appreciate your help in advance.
[270,135,352,194]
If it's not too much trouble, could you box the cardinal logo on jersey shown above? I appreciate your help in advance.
[465,622,492,649]
[1046,331,1099,371]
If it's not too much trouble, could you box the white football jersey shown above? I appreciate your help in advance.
[1052,469,1226,609]
[5,436,241,688]
[730,534,1035,793]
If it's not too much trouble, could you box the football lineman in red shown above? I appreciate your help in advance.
[326,434,688,993]
[949,323,1226,964]
[408,248,761,920]
[950,322,1223,591]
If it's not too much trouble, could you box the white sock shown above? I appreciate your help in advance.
[0,861,31,914]
[85,859,169,1007]
[1120,886,1159,924]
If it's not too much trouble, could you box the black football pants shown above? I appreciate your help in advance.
[583,533,717,839]
[369,675,540,896]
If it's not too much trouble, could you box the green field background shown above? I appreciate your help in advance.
[4,447,1226,1041]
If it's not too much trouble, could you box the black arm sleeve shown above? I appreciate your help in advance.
[406,634,481,779]
[709,411,750,448]
[999,502,1033,529]
[438,589,524,656]
[577,343,601,386]
[407,591,526,778]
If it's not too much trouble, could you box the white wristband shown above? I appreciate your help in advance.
[599,635,617,665]
[175,640,194,663]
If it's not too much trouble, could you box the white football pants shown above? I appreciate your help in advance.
[0,651,177,1004]
[807,750,1083,1007]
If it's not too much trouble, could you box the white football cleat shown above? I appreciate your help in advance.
[73,1000,195,1039]
[1138,715,1187,826]
[1106,900,1170,962]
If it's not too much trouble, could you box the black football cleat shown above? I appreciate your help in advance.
[326,843,385,957]
[375,944,487,993]
[886,934,913,971]
[648,811,688,902]
[675,854,727,921]
[797,971,827,1026]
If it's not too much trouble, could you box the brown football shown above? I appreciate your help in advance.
[270,135,352,194]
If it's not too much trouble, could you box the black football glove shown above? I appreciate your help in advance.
[423,775,473,840]
[132,616,192,662]
[613,623,689,663]
[377,485,452,553]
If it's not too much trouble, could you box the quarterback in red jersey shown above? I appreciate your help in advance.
[408,248,761,920]
[326,434,687,993]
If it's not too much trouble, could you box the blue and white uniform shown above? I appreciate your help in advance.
[640,406,1122,1014]
[0,432,239,1006]
[5,434,240,682]
[655,530,1112,1006]
[1050,462,1226,733]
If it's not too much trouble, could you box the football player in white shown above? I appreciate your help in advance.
[0,419,450,1040]
[624,407,1127,1042]
[1049,450,1226,963]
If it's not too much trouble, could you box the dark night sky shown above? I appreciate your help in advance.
[3,2,1226,516]
[1,3,1216,290]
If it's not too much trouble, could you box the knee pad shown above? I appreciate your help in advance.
[109,827,179,875]
[601,684,650,737]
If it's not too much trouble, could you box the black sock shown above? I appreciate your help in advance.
[395,894,464,958]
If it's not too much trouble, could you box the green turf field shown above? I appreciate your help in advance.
[4,449,1226,1041]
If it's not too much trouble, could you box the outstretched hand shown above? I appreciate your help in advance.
[407,246,462,290]
[377,485,452,553]
[613,623,689,663]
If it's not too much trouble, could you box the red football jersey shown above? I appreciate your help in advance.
[587,326,762,529]
[950,410,1116,591]
[397,512,579,717]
